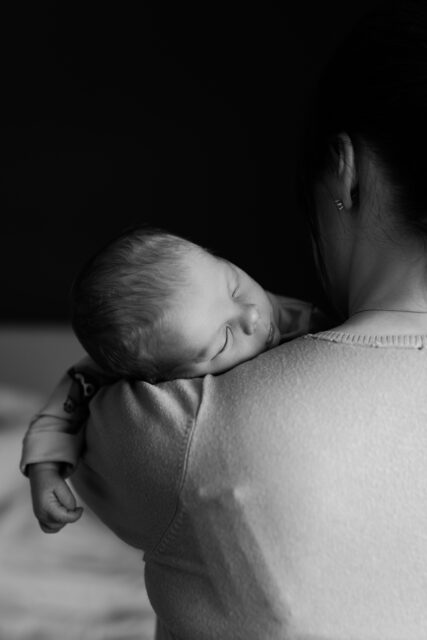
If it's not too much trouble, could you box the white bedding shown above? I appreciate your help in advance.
[0,385,156,640]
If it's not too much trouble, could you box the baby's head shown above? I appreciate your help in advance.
[71,227,280,382]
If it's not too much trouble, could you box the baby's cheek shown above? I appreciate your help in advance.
[207,351,244,376]
[235,338,265,364]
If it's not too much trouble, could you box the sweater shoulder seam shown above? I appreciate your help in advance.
[144,378,205,558]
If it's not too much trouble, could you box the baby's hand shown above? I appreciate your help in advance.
[27,462,83,533]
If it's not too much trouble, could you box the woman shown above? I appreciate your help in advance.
[73,1,427,637]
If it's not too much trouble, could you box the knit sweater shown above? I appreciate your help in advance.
[71,330,427,639]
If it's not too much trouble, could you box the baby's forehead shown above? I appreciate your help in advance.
[181,251,231,283]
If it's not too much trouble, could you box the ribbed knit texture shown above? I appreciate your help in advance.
[309,330,427,348]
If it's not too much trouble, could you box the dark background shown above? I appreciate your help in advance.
[1,2,373,322]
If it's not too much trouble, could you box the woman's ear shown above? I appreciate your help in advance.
[334,132,357,210]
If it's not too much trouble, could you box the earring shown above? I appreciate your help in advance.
[334,199,345,211]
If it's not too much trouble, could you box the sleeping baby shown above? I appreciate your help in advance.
[20,226,331,532]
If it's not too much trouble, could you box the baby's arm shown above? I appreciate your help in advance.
[268,292,334,341]
[21,357,117,533]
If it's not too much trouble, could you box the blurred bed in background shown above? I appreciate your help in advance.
[0,325,156,640]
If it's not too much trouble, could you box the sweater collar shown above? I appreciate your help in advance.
[306,331,427,348]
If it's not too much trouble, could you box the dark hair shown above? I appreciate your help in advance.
[70,226,205,382]
[298,0,427,280]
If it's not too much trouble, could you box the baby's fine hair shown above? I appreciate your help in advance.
[70,226,205,382]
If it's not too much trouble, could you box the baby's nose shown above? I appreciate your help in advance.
[241,304,260,335]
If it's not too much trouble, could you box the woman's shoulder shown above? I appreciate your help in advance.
[196,329,427,426]
[196,334,333,413]
[188,328,427,506]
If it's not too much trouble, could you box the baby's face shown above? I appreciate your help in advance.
[158,250,281,378]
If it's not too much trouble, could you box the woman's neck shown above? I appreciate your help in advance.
[340,234,427,335]
[336,309,427,336]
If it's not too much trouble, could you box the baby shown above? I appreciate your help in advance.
[21,226,330,533]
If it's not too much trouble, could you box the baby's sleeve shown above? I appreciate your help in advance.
[308,304,336,333]
[19,356,116,476]
[274,294,334,341]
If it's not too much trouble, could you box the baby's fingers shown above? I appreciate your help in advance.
[38,486,84,531]
[47,498,83,523]
[38,503,83,534]
[53,481,79,512]
[39,520,66,534]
